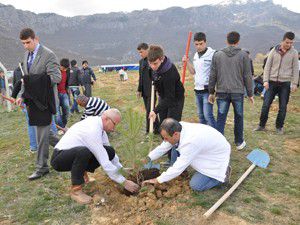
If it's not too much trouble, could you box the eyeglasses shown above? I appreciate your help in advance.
[107,116,117,126]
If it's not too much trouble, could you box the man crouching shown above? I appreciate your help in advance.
[143,118,231,191]
[51,108,139,204]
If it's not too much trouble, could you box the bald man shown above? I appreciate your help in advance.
[51,109,139,204]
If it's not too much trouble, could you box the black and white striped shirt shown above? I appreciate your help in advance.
[81,97,110,120]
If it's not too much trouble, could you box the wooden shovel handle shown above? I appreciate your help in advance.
[203,164,256,218]
[149,83,155,133]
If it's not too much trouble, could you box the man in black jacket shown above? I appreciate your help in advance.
[81,60,96,97]
[69,59,82,113]
[137,43,158,133]
[148,45,185,124]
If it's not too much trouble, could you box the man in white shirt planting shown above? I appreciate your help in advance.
[51,108,139,204]
[143,118,231,191]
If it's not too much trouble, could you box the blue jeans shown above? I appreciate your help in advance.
[216,93,244,145]
[190,172,222,191]
[23,108,57,150]
[169,146,222,191]
[23,107,37,150]
[195,91,216,128]
[56,93,70,128]
[259,81,291,129]
[70,87,80,113]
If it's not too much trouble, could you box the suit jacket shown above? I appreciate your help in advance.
[20,44,61,109]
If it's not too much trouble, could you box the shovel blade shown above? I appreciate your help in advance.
[247,148,270,168]
[143,162,161,170]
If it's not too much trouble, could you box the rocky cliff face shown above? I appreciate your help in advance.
[0,0,299,69]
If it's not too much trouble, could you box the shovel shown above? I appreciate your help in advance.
[143,160,160,170]
[203,148,270,218]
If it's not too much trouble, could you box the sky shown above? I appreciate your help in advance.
[0,0,299,16]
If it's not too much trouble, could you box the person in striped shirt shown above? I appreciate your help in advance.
[77,95,110,120]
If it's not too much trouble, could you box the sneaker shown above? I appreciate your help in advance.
[70,186,92,204]
[276,128,284,135]
[253,126,266,132]
[236,141,246,150]
[30,149,37,153]
[224,166,232,185]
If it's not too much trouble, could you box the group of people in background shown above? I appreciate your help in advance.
[1,26,298,205]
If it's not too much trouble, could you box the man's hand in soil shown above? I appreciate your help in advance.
[123,180,140,193]
[142,178,159,186]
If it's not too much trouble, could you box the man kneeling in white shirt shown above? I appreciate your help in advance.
[51,108,140,204]
[143,118,231,191]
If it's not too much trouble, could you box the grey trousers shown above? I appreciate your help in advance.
[36,125,60,173]
[83,84,92,97]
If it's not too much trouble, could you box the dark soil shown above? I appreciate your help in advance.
[121,168,160,196]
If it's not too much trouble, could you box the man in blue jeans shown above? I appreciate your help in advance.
[142,118,231,191]
[182,32,216,128]
[56,58,71,128]
[208,31,254,150]
[254,32,299,134]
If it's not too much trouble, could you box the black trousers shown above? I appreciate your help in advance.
[51,146,115,185]
[259,81,291,129]
[158,97,185,125]
[143,95,159,133]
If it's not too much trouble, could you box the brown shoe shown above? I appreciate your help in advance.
[70,185,92,204]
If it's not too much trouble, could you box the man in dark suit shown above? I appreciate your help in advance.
[16,28,61,180]
[136,43,158,133]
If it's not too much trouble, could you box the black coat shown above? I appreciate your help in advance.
[137,57,152,98]
[22,73,56,126]
[153,64,185,113]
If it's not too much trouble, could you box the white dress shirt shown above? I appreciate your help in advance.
[55,116,126,184]
[148,122,231,183]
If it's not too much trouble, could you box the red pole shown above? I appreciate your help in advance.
[182,31,192,85]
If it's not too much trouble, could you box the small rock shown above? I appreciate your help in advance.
[135,215,142,224]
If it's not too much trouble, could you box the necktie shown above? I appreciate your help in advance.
[27,52,34,71]
[170,143,180,165]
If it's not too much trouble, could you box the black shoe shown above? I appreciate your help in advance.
[253,126,266,132]
[224,166,232,185]
[28,171,49,181]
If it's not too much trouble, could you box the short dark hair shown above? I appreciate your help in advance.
[82,60,88,65]
[227,31,240,45]
[160,118,182,136]
[137,43,149,50]
[60,58,70,68]
[19,28,35,40]
[283,32,295,41]
[148,45,164,62]
[194,32,206,42]
[70,60,77,67]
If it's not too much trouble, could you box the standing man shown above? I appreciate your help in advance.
[208,31,253,150]
[137,43,158,133]
[81,60,96,97]
[142,118,231,192]
[148,45,185,124]
[254,32,299,134]
[16,28,61,180]
[76,95,110,120]
[182,32,216,128]
[51,109,139,204]
[56,58,70,128]
[69,59,82,114]
[0,68,5,106]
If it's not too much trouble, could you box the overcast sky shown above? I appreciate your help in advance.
[0,0,299,16]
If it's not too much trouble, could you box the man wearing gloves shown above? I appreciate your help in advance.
[143,118,231,191]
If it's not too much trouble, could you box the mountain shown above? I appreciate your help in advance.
[0,0,299,69]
